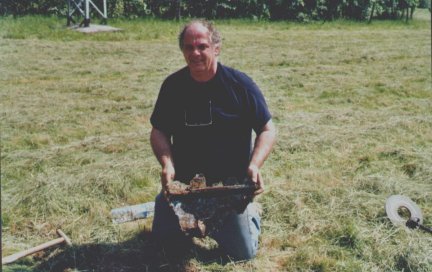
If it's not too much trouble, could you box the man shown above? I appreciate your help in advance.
[150,19,276,261]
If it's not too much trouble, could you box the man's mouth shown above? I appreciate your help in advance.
[190,59,203,65]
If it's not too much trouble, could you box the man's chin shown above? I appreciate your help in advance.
[189,66,207,73]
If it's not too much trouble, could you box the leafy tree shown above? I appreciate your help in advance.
[0,0,421,21]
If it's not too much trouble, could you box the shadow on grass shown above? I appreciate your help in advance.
[30,229,226,272]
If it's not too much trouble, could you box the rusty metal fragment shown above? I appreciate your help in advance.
[165,174,258,237]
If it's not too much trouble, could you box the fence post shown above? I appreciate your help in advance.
[84,0,90,27]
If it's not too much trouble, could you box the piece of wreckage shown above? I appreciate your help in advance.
[165,174,258,237]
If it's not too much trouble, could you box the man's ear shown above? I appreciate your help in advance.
[214,44,221,56]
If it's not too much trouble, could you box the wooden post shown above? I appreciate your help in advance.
[102,0,108,24]
[84,0,90,27]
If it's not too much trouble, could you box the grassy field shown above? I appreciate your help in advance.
[1,11,431,271]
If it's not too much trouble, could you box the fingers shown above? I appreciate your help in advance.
[248,164,264,195]
[247,164,259,181]
[161,165,175,191]
[254,172,264,195]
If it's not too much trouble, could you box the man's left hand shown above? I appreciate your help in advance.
[248,164,264,195]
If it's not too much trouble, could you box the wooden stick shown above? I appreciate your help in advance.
[57,229,72,246]
[2,229,71,265]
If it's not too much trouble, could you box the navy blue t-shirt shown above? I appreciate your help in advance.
[150,63,271,184]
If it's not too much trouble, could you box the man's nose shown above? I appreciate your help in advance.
[191,47,200,55]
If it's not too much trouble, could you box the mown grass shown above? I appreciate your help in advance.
[1,11,431,271]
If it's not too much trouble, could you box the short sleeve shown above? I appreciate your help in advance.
[246,79,272,133]
[234,72,271,134]
[150,80,175,135]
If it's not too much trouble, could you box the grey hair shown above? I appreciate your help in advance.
[178,19,221,50]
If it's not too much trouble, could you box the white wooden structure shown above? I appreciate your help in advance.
[67,0,107,27]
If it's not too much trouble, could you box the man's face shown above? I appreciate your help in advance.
[182,23,220,81]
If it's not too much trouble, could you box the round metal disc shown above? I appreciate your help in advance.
[386,195,423,226]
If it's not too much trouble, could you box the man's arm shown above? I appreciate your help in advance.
[150,127,175,190]
[248,119,276,195]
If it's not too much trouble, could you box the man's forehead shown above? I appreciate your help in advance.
[184,24,210,42]
[183,37,210,46]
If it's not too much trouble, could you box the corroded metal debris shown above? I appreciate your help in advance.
[166,174,258,237]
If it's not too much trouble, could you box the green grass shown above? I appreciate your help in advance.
[1,11,431,271]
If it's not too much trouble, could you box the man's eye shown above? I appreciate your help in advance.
[198,45,207,51]
[184,44,208,51]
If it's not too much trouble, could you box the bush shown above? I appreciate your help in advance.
[418,0,430,8]
[108,0,151,18]
[0,0,66,16]
[0,0,420,21]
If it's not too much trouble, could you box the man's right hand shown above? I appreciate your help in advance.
[150,127,176,192]
[161,164,175,191]
[247,164,264,196]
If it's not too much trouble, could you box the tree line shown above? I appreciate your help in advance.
[0,0,427,21]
